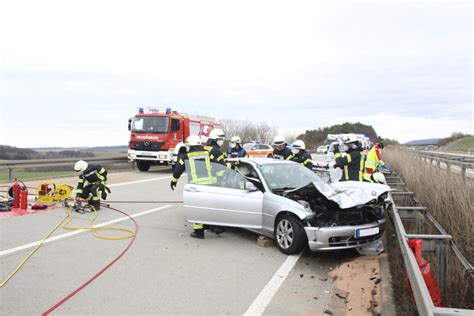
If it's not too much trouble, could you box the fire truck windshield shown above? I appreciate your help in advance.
[132,116,169,133]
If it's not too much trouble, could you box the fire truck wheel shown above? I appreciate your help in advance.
[136,161,151,172]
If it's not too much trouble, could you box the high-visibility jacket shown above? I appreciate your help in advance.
[365,147,382,174]
[334,150,365,181]
[271,147,293,160]
[292,150,313,169]
[205,141,232,168]
[76,164,108,198]
[171,146,217,185]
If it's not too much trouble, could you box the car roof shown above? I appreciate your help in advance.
[228,157,296,165]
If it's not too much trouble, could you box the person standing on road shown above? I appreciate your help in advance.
[333,136,365,181]
[170,135,219,239]
[227,136,249,158]
[74,160,111,210]
[291,140,313,170]
[269,135,293,160]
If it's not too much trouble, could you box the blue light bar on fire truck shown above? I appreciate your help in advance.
[137,107,173,114]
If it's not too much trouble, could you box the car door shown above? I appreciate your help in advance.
[183,163,264,229]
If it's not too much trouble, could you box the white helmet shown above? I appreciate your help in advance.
[372,172,387,184]
[74,160,88,172]
[292,140,305,150]
[273,135,286,145]
[230,136,242,144]
[185,135,202,147]
[344,134,359,144]
[208,128,226,140]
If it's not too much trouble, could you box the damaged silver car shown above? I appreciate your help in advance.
[183,158,390,255]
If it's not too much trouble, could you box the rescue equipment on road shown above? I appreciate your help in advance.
[35,183,73,203]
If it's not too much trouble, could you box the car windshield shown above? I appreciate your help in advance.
[257,162,324,191]
[132,116,169,133]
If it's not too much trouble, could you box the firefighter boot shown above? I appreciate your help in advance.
[190,229,205,239]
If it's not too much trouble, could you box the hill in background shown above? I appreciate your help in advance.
[0,145,95,160]
[403,138,441,146]
[297,122,392,148]
[439,136,474,154]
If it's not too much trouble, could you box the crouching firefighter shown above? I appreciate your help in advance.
[74,160,111,210]
[170,135,220,239]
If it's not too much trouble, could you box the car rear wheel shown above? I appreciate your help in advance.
[136,160,151,172]
[274,214,307,255]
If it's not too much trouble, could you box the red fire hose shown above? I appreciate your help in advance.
[41,205,139,315]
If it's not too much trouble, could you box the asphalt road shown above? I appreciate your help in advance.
[0,166,384,315]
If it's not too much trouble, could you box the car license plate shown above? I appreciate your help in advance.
[356,227,379,238]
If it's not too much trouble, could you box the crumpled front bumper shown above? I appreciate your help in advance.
[304,219,386,251]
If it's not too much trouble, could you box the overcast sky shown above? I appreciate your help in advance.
[0,0,472,147]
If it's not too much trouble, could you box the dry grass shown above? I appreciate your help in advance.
[384,147,474,310]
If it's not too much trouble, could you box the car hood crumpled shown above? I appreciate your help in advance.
[306,181,390,209]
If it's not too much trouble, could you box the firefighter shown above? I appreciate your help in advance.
[170,135,220,239]
[204,128,232,167]
[333,136,365,181]
[227,136,249,158]
[270,135,293,160]
[291,140,313,169]
[74,160,110,210]
[365,142,384,176]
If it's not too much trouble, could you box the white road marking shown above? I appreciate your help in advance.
[107,175,171,188]
[0,205,172,258]
[244,252,303,315]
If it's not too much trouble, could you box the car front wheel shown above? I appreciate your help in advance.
[274,214,307,255]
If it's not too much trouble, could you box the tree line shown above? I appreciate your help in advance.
[0,145,94,160]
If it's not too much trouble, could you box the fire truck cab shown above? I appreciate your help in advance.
[127,107,220,171]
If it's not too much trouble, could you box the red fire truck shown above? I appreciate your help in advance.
[127,107,220,171]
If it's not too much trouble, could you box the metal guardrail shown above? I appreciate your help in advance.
[415,151,474,181]
[387,174,473,315]
[0,156,128,180]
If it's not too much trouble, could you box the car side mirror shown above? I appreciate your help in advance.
[128,118,132,131]
[245,182,258,192]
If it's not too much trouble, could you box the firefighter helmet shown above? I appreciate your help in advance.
[231,136,242,144]
[185,135,202,147]
[372,172,387,184]
[292,140,306,150]
[209,128,226,140]
[273,135,286,145]
[344,134,359,144]
[74,160,88,172]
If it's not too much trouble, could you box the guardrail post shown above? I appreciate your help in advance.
[436,239,449,303]
[415,212,424,234]
[461,166,466,183]
[446,163,451,176]
[8,167,12,181]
